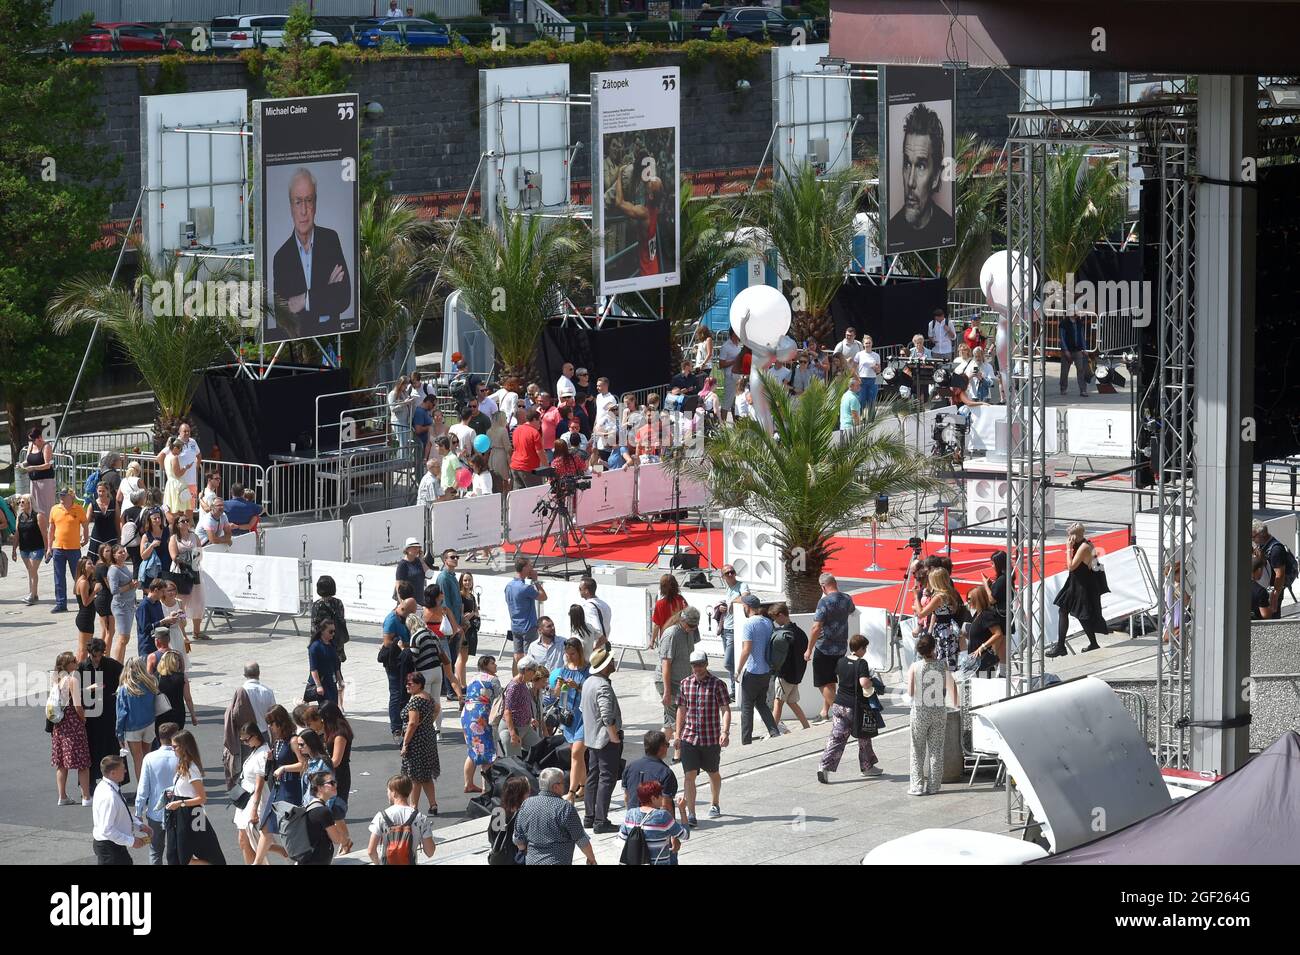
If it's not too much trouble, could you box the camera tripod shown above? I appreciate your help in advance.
[532,487,592,579]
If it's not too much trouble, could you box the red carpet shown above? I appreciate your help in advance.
[533,522,1131,598]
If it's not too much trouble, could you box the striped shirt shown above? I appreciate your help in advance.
[676,672,730,747]
[411,625,442,672]
[513,792,590,865]
[619,807,688,865]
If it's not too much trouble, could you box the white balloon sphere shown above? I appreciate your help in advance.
[979,250,1039,316]
[730,284,792,351]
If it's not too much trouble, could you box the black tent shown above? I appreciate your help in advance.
[1032,732,1300,864]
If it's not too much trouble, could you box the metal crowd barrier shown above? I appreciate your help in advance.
[340,444,417,513]
[265,458,341,522]
[1255,457,1300,510]
[122,453,267,504]
[1111,687,1150,744]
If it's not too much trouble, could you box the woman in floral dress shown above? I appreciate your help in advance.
[461,655,502,794]
[400,671,439,816]
[50,651,92,805]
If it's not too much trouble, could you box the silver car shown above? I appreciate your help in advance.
[210,15,339,49]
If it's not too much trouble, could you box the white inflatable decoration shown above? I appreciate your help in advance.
[730,284,798,432]
[980,250,1040,402]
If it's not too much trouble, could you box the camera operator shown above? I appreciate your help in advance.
[550,439,587,480]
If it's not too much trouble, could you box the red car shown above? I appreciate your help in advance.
[70,22,185,52]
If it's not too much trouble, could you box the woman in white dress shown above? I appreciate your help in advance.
[162,439,192,518]
[691,324,714,373]
[234,723,271,864]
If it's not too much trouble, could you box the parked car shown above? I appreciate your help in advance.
[351,17,455,48]
[210,15,339,49]
[70,22,184,52]
[688,7,730,39]
[716,7,817,42]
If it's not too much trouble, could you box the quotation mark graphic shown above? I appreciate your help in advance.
[661,75,676,91]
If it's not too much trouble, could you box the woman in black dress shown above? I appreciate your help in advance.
[400,671,439,816]
[86,483,120,560]
[154,650,190,736]
[311,576,350,706]
[73,557,97,662]
[164,730,226,865]
[1048,523,1110,657]
[92,543,116,647]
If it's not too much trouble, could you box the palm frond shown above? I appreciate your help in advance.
[1045,147,1126,284]
[48,245,239,426]
[439,210,590,378]
[940,134,1006,285]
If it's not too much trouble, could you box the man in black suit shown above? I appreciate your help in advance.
[887,102,954,252]
[271,167,351,337]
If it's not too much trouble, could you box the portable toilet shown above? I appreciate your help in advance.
[850,212,883,274]
[704,227,781,331]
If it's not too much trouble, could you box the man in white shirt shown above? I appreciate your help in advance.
[92,756,150,864]
[853,335,882,421]
[241,662,276,734]
[832,327,864,372]
[928,308,956,358]
[476,382,498,418]
[493,377,521,429]
[769,361,793,391]
[449,407,477,458]
[196,498,233,551]
[594,377,618,421]
[417,459,440,506]
[525,616,566,671]
[555,362,577,401]
[579,576,612,655]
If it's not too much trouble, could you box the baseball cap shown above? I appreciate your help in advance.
[740,594,762,610]
[689,649,709,664]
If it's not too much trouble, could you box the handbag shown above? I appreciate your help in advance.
[230,785,252,810]
[1091,553,1111,595]
[154,689,171,718]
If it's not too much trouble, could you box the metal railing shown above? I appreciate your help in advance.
[340,444,417,513]
[1112,687,1150,744]
[1256,457,1300,510]
[121,452,267,505]
[265,459,342,522]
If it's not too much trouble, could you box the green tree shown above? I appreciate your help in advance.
[341,196,439,390]
[440,210,590,380]
[259,3,347,99]
[670,374,940,611]
[0,0,116,467]
[757,162,864,346]
[938,134,1006,287]
[660,179,755,354]
[48,246,241,447]
[1044,147,1125,285]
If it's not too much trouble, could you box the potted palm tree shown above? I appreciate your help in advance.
[341,195,439,390]
[439,209,590,381]
[660,179,756,356]
[758,162,865,345]
[48,244,240,449]
[670,373,941,612]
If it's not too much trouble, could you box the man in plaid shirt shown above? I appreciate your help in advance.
[673,650,731,826]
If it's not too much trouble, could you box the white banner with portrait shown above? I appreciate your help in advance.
[348,505,425,565]
[430,494,503,554]
[262,520,346,561]
[310,559,399,624]
[201,552,300,615]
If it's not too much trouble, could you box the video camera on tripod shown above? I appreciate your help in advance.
[930,411,971,458]
[531,467,592,518]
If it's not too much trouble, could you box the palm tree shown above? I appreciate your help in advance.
[660,179,756,352]
[1044,147,1126,285]
[439,209,590,381]
[939,134,1006,286]
[341,196,438,390]
[757,162,864,345]
[48,244,240,447]
[670,373,941,612]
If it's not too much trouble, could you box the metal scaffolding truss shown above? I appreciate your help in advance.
[1003,101,1197,823]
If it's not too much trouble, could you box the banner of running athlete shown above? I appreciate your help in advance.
[591,66,682,297]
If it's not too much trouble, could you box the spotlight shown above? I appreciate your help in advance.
[932,366,950,387]
[898,385,912,400]
[1096,362,1127,389]
[881,366,897,385]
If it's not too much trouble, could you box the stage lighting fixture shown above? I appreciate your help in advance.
[1096,363,1127,389]
[881,366,897,385]
[932,366,950,387]
[898,385,912,400]
[1266,85,1300,107]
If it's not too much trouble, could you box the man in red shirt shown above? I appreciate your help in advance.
[962,318,984,354]
[541,395,570,463]
[510,410,545,489]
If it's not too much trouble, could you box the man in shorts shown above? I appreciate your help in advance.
[656,606,700,746]
[504,556,547,675]
[807,572,854,723]
[769,602,811,730]
[674,650,730,826]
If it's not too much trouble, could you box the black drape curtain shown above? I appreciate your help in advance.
[828,277,949,350]
[534,320,673,395]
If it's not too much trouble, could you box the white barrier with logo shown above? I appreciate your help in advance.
[506,484,550,543]
[636,462,709,514]
[311,559,401,624]
[262,520,346,561]
[227,532,258,555]
[201,551,300,615]
[1064,408,1133,458]
[575,467,637,527]
[430,494,502,553]
[348,504,425,565]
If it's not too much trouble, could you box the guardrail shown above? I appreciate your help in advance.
[1111,686,1150,744]
[265,458,341,522]
[341,444,419,513]
[1256,457,1300,510]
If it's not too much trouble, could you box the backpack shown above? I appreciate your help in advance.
[376,807,416,865]
[619,817,650,866]
[82,469,101,505]
[45,678,66,726]
[1266,539,1298,589]
[768,627,792,677]
[120,520,139,548]
[273,799,323,864]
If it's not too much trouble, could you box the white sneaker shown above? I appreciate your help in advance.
[776,724,791,736]
[81,798,92,807]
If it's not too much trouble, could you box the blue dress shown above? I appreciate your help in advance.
[461,675,501,767]
[548,666,589,744]
[263,739,300,835]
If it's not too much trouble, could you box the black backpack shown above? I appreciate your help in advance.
[619,820,650,866]
[1266,539,1299,589]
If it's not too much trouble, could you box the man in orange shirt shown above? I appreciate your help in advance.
[46,487,88,613]
[510,410,545,490]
